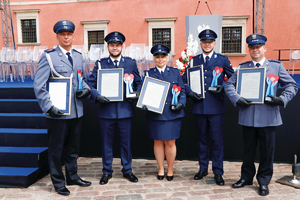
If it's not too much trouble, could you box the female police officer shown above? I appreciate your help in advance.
[142,44,186,181]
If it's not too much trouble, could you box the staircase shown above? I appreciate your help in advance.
[0,80,49,188]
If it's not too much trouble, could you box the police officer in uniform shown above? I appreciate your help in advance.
[87,31,142,185]
[225,33,298,196]
[142,44,186,181]
[182,29,234,185]
[34,20,92,196]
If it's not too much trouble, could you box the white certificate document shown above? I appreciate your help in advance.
[49,82,67,110]
[240,72,260,99]
[101,73,119,97]
[190,70,201,94]
[142,81,165,109]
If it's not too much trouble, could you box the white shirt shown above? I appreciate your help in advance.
[156,65,166,73]
[252,57,266,67]
[58,45,72,59]
[110,56,121,67]
[203,51,214,63]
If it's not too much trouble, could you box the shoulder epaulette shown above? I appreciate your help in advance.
[239,61,251,65]
[98,57,106,62]
[73,49,82,54]
[269,59,281,63]
[44,49,55,53]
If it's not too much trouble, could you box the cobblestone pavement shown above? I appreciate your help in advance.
[1,157,300,200]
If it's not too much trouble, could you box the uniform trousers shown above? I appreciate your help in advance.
[195,114,224,175]
[99,118,133,175]
[241,126,276,185]
[46,117,82,189]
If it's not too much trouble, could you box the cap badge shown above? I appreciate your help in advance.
[252,34,256,39]
[63,20,67,25]
[114,32,118,36]
[158,45,161,48]
[206,30,210,34]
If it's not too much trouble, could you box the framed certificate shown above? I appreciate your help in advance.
[236,67,266,104]
[97,68,124,101]
[137,76,170,114]
[46,77,72,115]
[187,65,205,98]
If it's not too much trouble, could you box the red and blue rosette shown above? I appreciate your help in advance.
[266,73,279,97]
[211,66,223,87]
[123,73,134,97]
[78,70,83,90]
[171,85,181,105]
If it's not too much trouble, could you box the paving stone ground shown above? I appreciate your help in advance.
[1,157,300,200]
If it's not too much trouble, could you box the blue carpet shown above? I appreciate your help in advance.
[0,167,38,176]
[0,99,38,102]
[0,147,48,153]
[0,128,47,134]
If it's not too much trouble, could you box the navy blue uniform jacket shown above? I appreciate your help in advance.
[182,52,234,115]
[87,56,142,119]
[146,66,186,121]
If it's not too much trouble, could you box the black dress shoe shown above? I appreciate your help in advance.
[166,176,173,181]
[99,174,112,185]
[67,178,91,187]
[259,184,269,196]
[123,172,138,182]
[214,174,225,185]
[55,187,70,196]
[194,171,208,180]
[232,179,253,188]
[157,175,164,180]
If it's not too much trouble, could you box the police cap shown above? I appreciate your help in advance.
[246,33,267,47]
[198,29,217,41]
[150,44,170,56]
[53,20,75,34]
[104,31,126,44]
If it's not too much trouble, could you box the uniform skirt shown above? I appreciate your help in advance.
[147,118,182,141]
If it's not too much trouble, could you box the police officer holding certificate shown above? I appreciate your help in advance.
[182,29,234,185]
[142,44,186,181]
[34,20,91,196]
[87,31,142,185]
[225,33,298,196]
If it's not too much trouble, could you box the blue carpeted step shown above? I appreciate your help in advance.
[0,113,46,128]
[0,167,40,188]
[0,128,48,147]
[0,99,41,113]
[0,147,48,168]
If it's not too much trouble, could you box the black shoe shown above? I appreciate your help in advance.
[259,184,269,196]
[123,172,138,182]
[67,178,91,187]
[166,176,173,181]
[232,179,253,188]
[55,186,70,196]
[157,175,164,180]
[194,171,208,180]
[214,174,225,185]
[99,174,112,185]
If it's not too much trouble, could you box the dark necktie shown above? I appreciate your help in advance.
[114,60,118,68]
[205,56,210,67]
[256,63,261,68]
[66,52,73,66]
[160,70,164,79]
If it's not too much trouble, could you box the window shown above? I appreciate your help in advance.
[88,30,105,50]
[152,28,171,49]
[21,19,37,43]
[146,17,176,55]
[222,15,249,56]
[81,20,109,53]
[222,27,242,53]
[13,9,40,45]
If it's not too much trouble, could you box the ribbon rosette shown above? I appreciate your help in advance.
[211,67,223,87]
[123,73,134,95]
[171,85,181,105]
[78,70,83,90]
[266,73,279,96]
